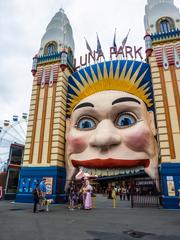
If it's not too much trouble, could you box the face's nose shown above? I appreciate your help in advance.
[89,119,121,149]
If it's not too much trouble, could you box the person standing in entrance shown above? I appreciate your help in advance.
[32,183,40,213]
[84,179,93,210]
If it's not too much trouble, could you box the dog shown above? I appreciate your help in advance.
[42,198,54,212]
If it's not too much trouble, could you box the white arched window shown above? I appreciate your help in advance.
[156,17,175,33]
[160,20,171,33]
[47,44,55,54]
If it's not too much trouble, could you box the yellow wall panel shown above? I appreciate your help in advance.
[42,142,48,164]
[52,135,65,146]
[39,88,45,99]
[30,100,36,105]
[173,133,180,160]
[34,119,41,142]
[169,106,179,133]
[44,118,50,141]
[54,111,66,119]
[29,106,35,112]
[153,83,161,89]
[158,127,167,134]
[155,101,164,107]
[159,134,168,141]
[175,68,180,81]
[51,147,64,155]
[28,115,35,121]
[154,89,162,95]
[160,141,169,148]
[32,142,39,164]
[164,70,172,82]
[50,161,64,167]
[47,87,53,98]
[156,108,165,114]
[51,154,64,161]
[46,97,52,119]
[161,148,170,155]
[151,66,159,73]
[37,99,44,120]
[161,156,171,162]
[51,141,65,148]
[24,149,30,155]
[23,155,29,161]
[154,95,163,101]
[150,61,158,67]
[158,121,166,127]
[152,72,160,78]
[26,131,32,137]
[156,114,166,120]
[166,82,175,106]
[24,143,31,149]
[27,126,33,132]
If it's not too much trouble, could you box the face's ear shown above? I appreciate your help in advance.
[65,118,71,140]
[148,111,156,136]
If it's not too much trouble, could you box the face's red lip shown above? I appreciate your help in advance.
[72,158,150,168]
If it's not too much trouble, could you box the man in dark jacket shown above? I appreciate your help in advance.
[32,184,40,213]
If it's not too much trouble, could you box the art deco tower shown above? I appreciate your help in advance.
[16,9,74,202]
[144,0,180,208]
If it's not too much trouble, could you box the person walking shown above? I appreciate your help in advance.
[84,179,93,210]
[111,186,117,208]
[32,184,40,213]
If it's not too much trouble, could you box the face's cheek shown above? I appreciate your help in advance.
[66,130,89,155]
[123,124,153,152]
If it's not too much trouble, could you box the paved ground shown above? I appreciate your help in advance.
[0,194,180,240]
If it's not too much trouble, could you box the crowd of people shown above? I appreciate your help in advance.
[106,185,131,201]
[67,177,94,211]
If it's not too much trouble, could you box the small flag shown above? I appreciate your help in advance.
[84,38,93,54]
[96,33,105,59]
[13,115,18,122]
[122,29,130,49]
[22,113,28,119]
[113,28,117,48]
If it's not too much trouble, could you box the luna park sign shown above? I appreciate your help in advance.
[73,45,143,70]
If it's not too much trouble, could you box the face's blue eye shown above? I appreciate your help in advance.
[76,118,96,130]
[116,113,137,128]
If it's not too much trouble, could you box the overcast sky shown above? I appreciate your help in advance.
[0,0,179,126]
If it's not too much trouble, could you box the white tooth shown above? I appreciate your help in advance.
[91,169,95,175]
[86,168,90,174]
[108,169,112,176]
[115,169,119,175]
[102,170,107,176]
[96,169,102,176]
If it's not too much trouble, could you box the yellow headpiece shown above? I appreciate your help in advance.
[67,60,153,116]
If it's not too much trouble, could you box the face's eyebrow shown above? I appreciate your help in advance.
[112,97,141,105]
[73,102,94,112]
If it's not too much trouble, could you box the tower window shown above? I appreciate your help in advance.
[156,17,175,33]
[44,41,57,55]
[160,20,170,33]
[47,44,55,54]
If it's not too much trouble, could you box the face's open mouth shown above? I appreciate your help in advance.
[72,158,150,176]
[72,158,149,168]
[72,158,149,176]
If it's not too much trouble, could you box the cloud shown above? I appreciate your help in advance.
[0,0,179,126]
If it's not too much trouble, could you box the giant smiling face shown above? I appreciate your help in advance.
[65,90,159,191]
